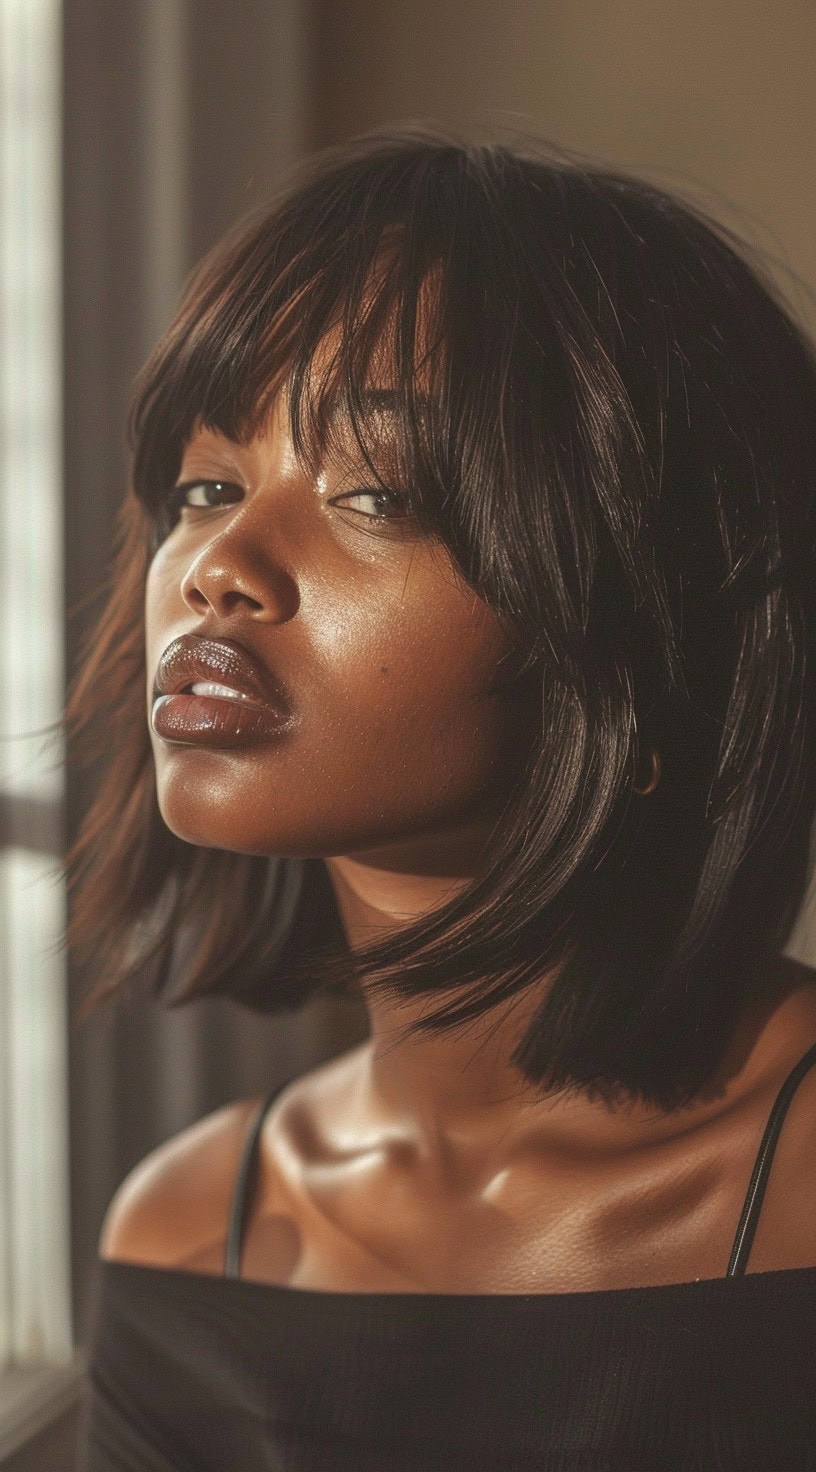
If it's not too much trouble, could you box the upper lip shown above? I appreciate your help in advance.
[153,634,291,711]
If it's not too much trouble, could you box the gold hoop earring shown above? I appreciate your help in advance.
[633,749,661,796]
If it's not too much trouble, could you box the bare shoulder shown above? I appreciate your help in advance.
[97,1046,368,1274]
[98,1094,267,1270]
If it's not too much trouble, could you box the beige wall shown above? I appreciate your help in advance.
[312,0,816,326]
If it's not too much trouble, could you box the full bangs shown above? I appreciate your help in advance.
[131,146,506,604]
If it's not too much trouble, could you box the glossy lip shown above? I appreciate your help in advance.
[153,634,291,712]
[151,691,292,748]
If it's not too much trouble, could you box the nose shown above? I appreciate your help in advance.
[178,516,300,624]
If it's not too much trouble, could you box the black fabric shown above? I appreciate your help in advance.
[79,1041,816,1471]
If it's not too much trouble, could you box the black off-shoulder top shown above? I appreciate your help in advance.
[79,1039,816,1471]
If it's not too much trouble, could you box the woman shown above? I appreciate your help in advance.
[71,129,816,1469]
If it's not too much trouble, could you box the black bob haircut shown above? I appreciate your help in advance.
[63,126,816,1113]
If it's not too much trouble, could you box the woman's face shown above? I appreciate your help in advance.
[145,381,540,869]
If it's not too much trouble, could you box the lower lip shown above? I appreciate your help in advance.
[151,693,292,748]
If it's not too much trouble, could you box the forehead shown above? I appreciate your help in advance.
[307,258,444,387]
[263,267,446,456]
[176,244,449,476]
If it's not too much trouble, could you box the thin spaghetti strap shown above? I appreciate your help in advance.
[224,1082,290,1279]
[726,1037,816,1275]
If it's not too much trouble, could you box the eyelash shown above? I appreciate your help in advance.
[167,480,413,525]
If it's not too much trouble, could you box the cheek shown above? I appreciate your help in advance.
[315,592,525,794]
[144,573,161,693]
[144,551,174,656]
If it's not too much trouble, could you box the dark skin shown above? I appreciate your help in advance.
[102,370,816,1294]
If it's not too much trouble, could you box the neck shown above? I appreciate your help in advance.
[322,847,816,1164]
[323,839,552,1157]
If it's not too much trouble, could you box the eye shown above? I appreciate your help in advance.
[329,487,414,523]
[160,479,419,539]
[169,479,243,511]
